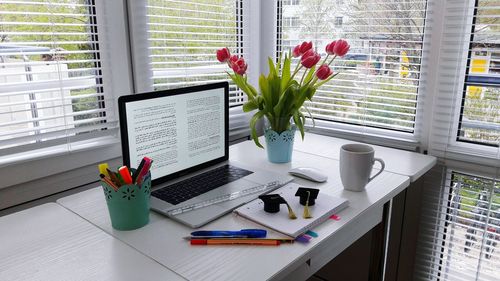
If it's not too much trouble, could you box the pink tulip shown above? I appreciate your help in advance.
[301,49,321,68]
[299,41,313,55]
[316,64,333,80]
[325,41,336,55]
[292,45,301,57]
[231,57,248,75]
[332,39,350,57]
[216,47,231,63]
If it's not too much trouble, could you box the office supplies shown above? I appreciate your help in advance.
[234,183,349,238]
[288,167,328,183]
[135,157,152,185]
[132,157,147,183]
[118,82,293,228]
[190,239,281,246]
[258,194,297,219]
[100,174,119,191]
[165,181,287,216]
[191,229,266,238]
[98,163,110,177]
[118,166,133,184]
[107,168,122,187]
[100,170,152,231]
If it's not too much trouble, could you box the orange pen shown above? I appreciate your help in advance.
[118,166,133,184]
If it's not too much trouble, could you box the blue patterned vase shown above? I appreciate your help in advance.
[264,126,296,163]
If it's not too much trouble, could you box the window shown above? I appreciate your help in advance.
[334,16,343,28]
[277,0,428,136]
[415,169,500,280]
[137,0,248,107]
[0,0,118,165]
[283,16,300,28]
[283,0,300,5]
[457,0,500,147]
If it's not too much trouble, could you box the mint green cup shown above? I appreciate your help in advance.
[101,171,151,231]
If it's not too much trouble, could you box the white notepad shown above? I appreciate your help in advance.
[234,182,349,238]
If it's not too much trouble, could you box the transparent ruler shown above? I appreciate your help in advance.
[166,181,284,216]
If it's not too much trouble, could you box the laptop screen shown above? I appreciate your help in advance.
[118,82,229,185]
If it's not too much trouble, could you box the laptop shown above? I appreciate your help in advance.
[118,82,292,228]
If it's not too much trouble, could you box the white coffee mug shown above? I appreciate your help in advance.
[339,144,385,192]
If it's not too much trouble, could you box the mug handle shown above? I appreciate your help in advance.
[368,158,385,183]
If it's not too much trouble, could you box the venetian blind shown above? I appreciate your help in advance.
[276,0,428,133]
[0,0,117,163]
[144,0,249,107]
[415,167,500,281]
[429,0,500,160]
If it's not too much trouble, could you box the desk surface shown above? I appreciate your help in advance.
[0,203,183,281]
[57,149,411,281]
[290,133,436,182]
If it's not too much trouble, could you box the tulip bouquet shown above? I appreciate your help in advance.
[216,40,350,148]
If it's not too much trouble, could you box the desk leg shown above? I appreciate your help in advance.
[368,203,390,281]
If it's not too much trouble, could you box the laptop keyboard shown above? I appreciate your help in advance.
[151,165,253,205]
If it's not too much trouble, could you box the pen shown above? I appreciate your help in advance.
[190,239,281,246]
[191,229,267,238]
[132,158,146,184]
[118,166,133,184]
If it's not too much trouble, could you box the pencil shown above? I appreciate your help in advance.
[190,239,281,246]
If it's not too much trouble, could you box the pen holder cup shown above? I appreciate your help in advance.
[101,170,151,231]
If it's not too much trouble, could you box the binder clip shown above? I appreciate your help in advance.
[258,194,297,219]
[295,188,319,219]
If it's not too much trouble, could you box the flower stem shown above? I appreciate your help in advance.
[291,63,301,81]
[320,54,330,66]
[299,69,307,85]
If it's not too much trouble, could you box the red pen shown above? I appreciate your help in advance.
[136,157,152,185]
[118,166,133,184]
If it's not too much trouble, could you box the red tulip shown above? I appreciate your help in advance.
[332,39,350,57]
[231,57,248,75]
[316,64,333,80]
[299,41,313,54]
[292,45,301,57]
[301,49,321,68]
[325,41,336,55]
[216,47,231,63]
[229,55,239,66]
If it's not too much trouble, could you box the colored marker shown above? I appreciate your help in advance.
[98,163,110,177]
[132,158,146,183]
[136,157,152,185]
[118,166,133,184]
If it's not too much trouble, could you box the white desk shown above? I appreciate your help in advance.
[57,147,411,281]
[0,203,183,281]
[291,133,436,182]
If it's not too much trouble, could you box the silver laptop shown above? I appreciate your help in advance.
[118,82,292,228]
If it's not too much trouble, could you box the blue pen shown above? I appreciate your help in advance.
[190,229,267,238]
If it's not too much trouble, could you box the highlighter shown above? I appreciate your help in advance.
[118,166,133,185]
[132,158,146,184]
[98,163,110,177]
[136,157,152,185]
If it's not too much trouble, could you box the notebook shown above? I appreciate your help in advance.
[234,183,349,238]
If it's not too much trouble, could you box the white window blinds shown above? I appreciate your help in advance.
[277,0,428,133]
[429,0,500,160]
[415,167,500,281]
[144,0,248,107]
[0,0,117,163]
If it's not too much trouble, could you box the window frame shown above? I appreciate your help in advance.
[0,0,132,191]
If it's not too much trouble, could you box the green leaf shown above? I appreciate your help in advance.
[250,111,265,148]
[293,112,305,140]
[242,99,258,112]
[302,104,315,128]
[304,65,316,85]
[259,74,271,106]
[268,57,277,77]
[281,54,291,90]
